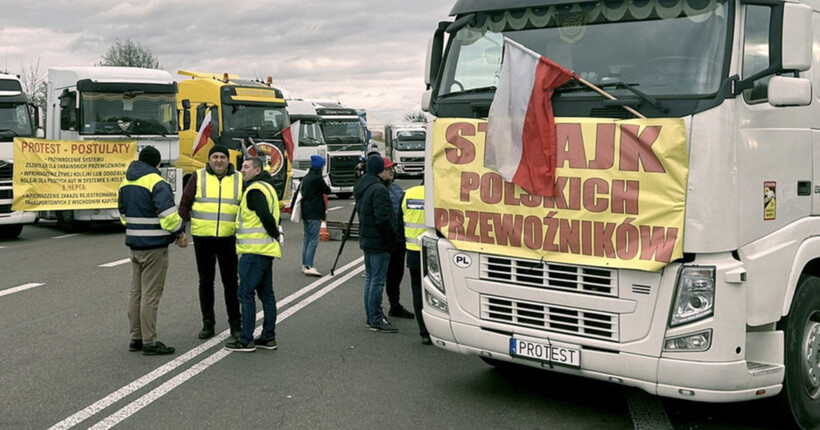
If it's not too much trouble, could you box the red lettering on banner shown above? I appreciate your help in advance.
[492,213,522,247]
[480,172,503,204]
[559,219,580,254]
[504,182,520,205]
[478,123,488,134]
[620,125,665,172]
[640,226,677,263]
[615,218,639,260]
[460,172,479,202]
[593,222,616,258]
[434,208,449,231]
[611,180,639,214]
[445,123,476,164]
[465,210,481,242]
[556,123,586,168]
[449,209,465,240]
[520,192,539,208]
[542,212,559,252]
[523,215,543,250]
[581,221,592,256]
[589,124,615,170]
[583,178,609,212]
[478,212,494,244]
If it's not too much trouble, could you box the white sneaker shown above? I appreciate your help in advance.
[301,266,307,274]
[304,267,322,277]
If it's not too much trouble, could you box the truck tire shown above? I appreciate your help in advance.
[56,211,81,233]
[0,224,23,239]
[780,274,820,430]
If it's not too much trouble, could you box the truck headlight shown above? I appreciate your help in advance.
[670,266,715,327]
[422,236,444,294]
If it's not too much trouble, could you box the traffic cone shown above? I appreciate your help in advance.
[320,220,330,241]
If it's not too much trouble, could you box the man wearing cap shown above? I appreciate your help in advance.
[383,158,414,319]
[179,145,243,340]
[353,155,398,333]
[299,155,331,276]
[119,146,187,355]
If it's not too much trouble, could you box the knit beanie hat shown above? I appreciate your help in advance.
[366,154,384,174]
[209,145,229,158]
[138,146,161,167]
[310,155,325,170]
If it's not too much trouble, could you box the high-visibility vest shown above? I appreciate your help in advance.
[119,172,183,249]
[402,185,425,251]
[236,180,282,258]
[191,168,242,237]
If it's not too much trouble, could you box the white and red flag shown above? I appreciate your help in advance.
[485,38,575,197]
[279,120,300,162]
[191,109,213,157]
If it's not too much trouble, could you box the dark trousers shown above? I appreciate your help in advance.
[385,241,407,307]
[237,254,277,343]
[406,250,428,336]
[193,235,240,327]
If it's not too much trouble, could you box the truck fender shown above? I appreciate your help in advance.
[783,236,820,317]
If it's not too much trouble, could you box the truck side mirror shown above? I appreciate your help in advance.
[180,99,191,131]
[425,21,450,89]
[59,90,76,131]
[768,76,812,106]
[782,3,812,71]
[210,107,219,137]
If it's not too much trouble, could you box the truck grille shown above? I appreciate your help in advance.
[481,294,619,341]
[294,160,312,170]
[400,157,424,163]
[0,162,12,215]
[481,255,617,297]
[328,155,359,187]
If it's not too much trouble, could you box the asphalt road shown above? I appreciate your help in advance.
[0,179,794,430]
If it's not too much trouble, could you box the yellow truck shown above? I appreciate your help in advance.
[176,70,291,198]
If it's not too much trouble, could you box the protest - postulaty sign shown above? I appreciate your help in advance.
[431,117,688,272]
[12,138,137,211]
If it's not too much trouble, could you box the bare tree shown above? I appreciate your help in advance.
[19,56,48,118]
[98,39,160,69]
[404,110,429,123]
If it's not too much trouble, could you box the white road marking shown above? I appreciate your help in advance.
[48,257,365,430]
[327,206,342,212]
[0,246,6,249]
[98,258,130,268]
[87,264,365,430]
[52,234,79,239]
[0,282,45,298]
[625,389,673,430]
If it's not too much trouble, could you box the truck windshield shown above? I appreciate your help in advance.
[396,130,425,151]
[439,0,729,98]
[223,104,288,136]
[299,120,325,147]
[322,119,365,145]
[0,103,34,140]
[80,92,177,135]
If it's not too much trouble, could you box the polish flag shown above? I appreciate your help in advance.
[280,120,300,162]
[192,110,213,157]
[485,38,575,197]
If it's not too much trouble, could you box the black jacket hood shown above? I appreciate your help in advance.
[125,160,161,181]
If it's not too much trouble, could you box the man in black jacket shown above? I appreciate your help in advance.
[353,155,398,333]
[300,155,331,276]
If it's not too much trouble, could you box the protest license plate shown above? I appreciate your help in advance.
[509,338,581,368]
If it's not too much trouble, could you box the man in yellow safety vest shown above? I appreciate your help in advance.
[225,157,282,352]
[402,184,430,345]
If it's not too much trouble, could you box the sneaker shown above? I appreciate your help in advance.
[129,339,143,352]
[388,304,415,319]
[229,322,242,340]
[224,340,256,352]
[198,325,215,340]
[421,335,433,345]
[301,266,308,274]
[368,319,398,333]
[304,267,322,277]
[142,341,175,355]
[254,337,278,350]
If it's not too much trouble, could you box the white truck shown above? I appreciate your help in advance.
[43,67,181,232]
[0,73,42,238]
[286,99,327,181]
[420,0,820,428]
[314,100,367,199]
[383,123,426,177]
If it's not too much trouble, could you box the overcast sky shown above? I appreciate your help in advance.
[1,0,455,125]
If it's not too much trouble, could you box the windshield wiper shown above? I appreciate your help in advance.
[557,80,669,114]
[0,128,19,137]
[438,85,497,99]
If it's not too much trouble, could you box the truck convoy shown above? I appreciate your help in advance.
[314,100,368,199]
[286,98,327,181]
[420,0,820,428]
[0,72,40,238]
[383,123,425,177]
[42,66,180,233]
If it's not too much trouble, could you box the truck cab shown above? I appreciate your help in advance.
[384,123,426,177]
[43,66,179,232]
[314,101,367,199]
[286,99,327,181]
[0,73,41,238]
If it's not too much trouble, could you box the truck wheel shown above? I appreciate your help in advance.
[56,211,81,233]
[335,192,352,199]
[780,274,820,430]
[0,224,23,239]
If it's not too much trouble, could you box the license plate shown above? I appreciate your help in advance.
[509,338,581,368]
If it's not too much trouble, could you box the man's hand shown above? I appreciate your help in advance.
[175,232,188,248]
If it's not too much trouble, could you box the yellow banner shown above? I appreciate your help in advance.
[12,138,137,211]
[431,118,688,272]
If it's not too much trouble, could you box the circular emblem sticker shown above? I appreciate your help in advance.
[453,253,472,268]
[256,143,285,175]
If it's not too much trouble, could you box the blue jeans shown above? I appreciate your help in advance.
[302,219,321,267]
[237,254,277,343]
[363,252,390,324]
